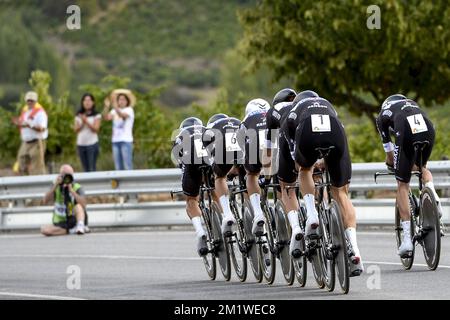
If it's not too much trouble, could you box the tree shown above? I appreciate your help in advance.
[239,0,450,126]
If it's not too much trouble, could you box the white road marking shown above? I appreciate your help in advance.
[365,260,450,269]
[0,292,86,300]
[0,254,199,261]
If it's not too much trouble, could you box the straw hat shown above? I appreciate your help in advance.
[105,89,136,108]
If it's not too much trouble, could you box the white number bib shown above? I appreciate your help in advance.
[225,132,241,152]
[194,139,208,157]
[311,114,331,132]
[407,114,428,134]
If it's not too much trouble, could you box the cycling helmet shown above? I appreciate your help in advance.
[207,113,228,127]
[272,88,296,106]
[179,117,203,129]
[381,94,407,109]
[245,98,270,116]
[292,90,319,105]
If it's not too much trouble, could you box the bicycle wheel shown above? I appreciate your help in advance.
[293,205,307,287]
[260,204,276,284]
[274,200,294,285]
[243,200,263,282]
[201,207,216,280]
[395,197,415,270]
[420,187,441,270]
[329,200,349,294]
[318,207,335,292]
[229,193,248,282]
[211,203,231,281]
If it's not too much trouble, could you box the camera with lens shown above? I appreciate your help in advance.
[61,174,74,186]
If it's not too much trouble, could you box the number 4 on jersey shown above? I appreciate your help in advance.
[407,114,428,134]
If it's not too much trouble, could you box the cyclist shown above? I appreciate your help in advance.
[376,94,441,257]
[236,98,271,235]
[286,94,364,276]
[271,90,321,259]
[203,113,244,235]
[172,117,210,256]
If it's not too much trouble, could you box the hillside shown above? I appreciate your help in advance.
[0,0,254,107]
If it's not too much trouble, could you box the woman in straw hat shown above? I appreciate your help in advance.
[104,89,136,170]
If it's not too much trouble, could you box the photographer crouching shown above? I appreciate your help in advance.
[41,164,88,236]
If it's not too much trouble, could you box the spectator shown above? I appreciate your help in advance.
[12,91,48,175]
[104,89,135,170]
[74,93,101,172]
[41,164,87,236]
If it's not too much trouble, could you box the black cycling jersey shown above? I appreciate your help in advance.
[172,125,210,167]
[376,99,435,183]
[265,101,294,147]
[284,97,338,143]
[238,110,268,174]
[203,117,243,176]
[288,97,351,187]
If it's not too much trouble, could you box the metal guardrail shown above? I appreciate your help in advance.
[0,161,449,230]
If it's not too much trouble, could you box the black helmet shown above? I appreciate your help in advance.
[207,113,228,127]
[381,94,407,109]
[272,88,297,106]
[292,90,319,105]
[179,117,203,129]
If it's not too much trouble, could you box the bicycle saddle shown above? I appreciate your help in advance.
[315,146,335,159]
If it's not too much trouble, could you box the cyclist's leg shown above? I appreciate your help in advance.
[278,137,303,256]
[394,128,415,256]
[294,119,319,236]
[327,118,363,273]
[182,164,207,255]
[245,163,265,234]
[213,164,235,234]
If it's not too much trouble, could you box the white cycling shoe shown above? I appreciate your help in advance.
[289,226,304,259]
[75,223,85,235]
[252,215,266,237]
[398,236,414,258]
[221,215,236,236]
[349,255,364,277]
[305,213,320,238]
[197,234,208,257]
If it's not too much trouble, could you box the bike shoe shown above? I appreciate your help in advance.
[289,227,304,259]
[252,215,266,237]
[221,215,235,236]
[305,214,319,238]
[197,235,208,257]
[349,256,364,277]
[398,238,413,258]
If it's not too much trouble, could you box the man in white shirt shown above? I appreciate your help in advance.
[14,91,48,175]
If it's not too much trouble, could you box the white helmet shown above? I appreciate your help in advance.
[245,98,270,116]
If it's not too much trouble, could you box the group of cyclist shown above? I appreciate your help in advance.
[171,88,443,278]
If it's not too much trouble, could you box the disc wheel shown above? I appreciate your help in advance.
[243,200,263,282]
[228,194,248,282]
[211,203,231,281]
[420,188,441,270]
[330,201,349,294]
[274,200,294,285]
[201,207,216,280]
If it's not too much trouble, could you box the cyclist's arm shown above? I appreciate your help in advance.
[376,112,395,167]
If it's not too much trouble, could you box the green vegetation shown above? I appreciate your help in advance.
[239,0,450,122]
[0,1,449,173]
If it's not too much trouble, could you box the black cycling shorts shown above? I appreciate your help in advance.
[277,134,298,184]
[394,112,435,183]
[294,115,351,188]
[181,164,204,197]
[54,215,77,231]
[212,163,234,178]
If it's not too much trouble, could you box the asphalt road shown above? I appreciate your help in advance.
[0,229,449,300]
